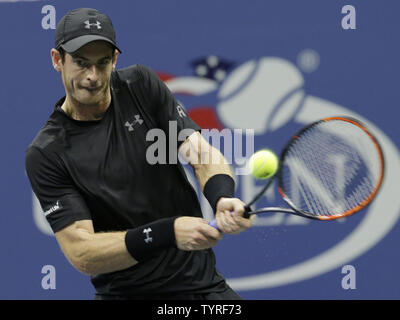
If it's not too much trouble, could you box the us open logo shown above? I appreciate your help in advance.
[161,55,400,291]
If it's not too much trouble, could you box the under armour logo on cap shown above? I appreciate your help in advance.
[84,20,101,29]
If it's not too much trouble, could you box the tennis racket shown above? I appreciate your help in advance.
[209,116,385,229]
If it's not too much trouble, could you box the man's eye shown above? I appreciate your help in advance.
[99,60,110,66]
[75,60,89,68]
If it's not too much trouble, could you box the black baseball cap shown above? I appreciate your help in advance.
[55,8,121,53]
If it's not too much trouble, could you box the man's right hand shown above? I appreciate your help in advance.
[174,216,222,250]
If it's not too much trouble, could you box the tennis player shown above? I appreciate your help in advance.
[25,8,253,300]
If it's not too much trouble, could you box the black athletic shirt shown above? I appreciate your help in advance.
[25,64,226,296]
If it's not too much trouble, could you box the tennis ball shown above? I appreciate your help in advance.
[248,149,279,179]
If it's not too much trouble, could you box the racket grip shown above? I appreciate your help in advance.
[208,206,253,230]
[243,205,252,219]
[208,219,219,229]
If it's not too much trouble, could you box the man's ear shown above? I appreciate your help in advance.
[112,49,119,70]
[51,48,63,72]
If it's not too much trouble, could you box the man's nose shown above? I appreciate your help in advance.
[86,65,99,82]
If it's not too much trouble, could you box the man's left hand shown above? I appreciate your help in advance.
[215,197,255,234]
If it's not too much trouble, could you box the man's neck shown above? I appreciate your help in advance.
[61,92,111,121]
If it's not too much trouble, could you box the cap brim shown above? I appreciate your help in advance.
[60,34,122,53]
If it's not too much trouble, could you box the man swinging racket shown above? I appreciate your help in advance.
[25,8,254,300]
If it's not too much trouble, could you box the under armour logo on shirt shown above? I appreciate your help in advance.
[84,20,101,29]
[143,228,153,243]
[125,115,143,132]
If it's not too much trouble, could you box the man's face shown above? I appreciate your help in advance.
[55,41,117,106]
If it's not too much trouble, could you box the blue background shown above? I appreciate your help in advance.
[0,0,399,299]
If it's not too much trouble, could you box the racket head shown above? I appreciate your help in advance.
[276,116,385,221]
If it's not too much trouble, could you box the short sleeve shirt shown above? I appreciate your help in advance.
[25,65,226,296]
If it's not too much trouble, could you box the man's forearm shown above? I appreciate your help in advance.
[58,215,220,276]
[179,131,233,190]
[193,147,233,191]
[80,231,138,275]
[56,225,138,276]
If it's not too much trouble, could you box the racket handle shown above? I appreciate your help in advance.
[243,205,252,219]
[208,206,253,230]
[208,219,219,229]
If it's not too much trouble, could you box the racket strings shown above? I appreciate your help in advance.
[281,120,382,218]
[289,131,346,215]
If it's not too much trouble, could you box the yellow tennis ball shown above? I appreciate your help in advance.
[248,149,279,179]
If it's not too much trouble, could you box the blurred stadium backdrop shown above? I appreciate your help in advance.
[0,0,399,299]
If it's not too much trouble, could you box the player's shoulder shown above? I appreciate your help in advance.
[113,64,158,85]
[27,113,66,155]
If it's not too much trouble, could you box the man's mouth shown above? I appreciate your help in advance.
[81,86,101,92]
